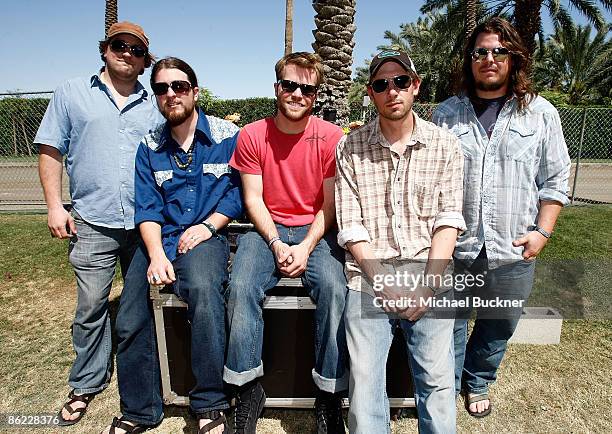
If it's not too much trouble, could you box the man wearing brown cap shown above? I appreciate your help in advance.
[34,21,161,426]
[336,49,464,433]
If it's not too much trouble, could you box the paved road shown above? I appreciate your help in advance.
[0,162,610,210]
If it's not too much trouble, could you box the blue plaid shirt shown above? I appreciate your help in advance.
[433,95,570,268]
[34,73,162,229]
[135,109,243,261]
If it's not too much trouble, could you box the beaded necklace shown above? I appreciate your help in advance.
[173,141,195,170]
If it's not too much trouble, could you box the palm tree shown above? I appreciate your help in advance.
[421,0,609,57]
[534,23,611,104]
[285,0,294,55]
[105,0,118,37]
[312,0,357,125]
[466,0,478,38]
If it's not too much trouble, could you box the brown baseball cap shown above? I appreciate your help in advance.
[369,49,417,82]
[106,21,149,48]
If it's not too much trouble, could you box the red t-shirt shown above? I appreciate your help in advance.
[230,116,344,226]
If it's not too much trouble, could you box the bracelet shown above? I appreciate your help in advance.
[201,221,219,238]
[267,236,281,249]
[530,225,551,238]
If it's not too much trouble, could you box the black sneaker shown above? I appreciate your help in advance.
[315,391,346,434]
[233,380,266,434]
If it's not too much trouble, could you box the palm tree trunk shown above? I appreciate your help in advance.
[312,0,357,126]
[514,0,542,58]
[465,0,477,39]
[285,0,294,55]
[105,0,118,37]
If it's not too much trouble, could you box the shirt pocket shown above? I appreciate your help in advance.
[154,170,173,187]
[410,182,439,218]
[203,163,231,178]
[504,122,538,162]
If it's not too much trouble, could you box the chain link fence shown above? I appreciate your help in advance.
[0,92,610,208]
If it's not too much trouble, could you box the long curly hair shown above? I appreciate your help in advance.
[461,17,536,111]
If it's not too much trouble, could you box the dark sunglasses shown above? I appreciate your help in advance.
[277,79,318,97]
[151,80,192,96]
[370,74,413,93]
[471,47,510,62]
[110,39,147,58]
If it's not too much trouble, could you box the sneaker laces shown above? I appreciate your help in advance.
[316,394,343,429]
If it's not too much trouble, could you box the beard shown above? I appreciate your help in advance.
[161,99,195,126]
[475,77,507,92]
[377,99,412,122]
[277,98,313,122]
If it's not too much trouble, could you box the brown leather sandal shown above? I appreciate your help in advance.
[57,390,95,426]
[198,410,228,434]
[106,416,153,433]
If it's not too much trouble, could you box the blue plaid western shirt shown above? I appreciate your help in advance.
[433,94,571,268]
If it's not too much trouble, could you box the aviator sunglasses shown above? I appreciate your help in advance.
[471,47,510,63]
[151,80,192,96]
[370,74,413,93]
[277,79,318,97]
[110,39,147,58]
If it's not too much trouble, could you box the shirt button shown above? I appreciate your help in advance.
[397,223,401,228]
[187,208,191,212]
[188,169,192,173]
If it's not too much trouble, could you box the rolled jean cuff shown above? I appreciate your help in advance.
[71,382,109,396]
[193,403,230,416]
[223,364,264,387]
[312,369,349,393]
[119,411,164,427]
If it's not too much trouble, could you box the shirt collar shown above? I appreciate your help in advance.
[89,71,149,100]
[157,108,212,150]
[368,111,426,148]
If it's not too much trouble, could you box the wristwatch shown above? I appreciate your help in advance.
[530,225,551,238]
[201,221,219,238]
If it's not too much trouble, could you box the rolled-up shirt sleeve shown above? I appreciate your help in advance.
[335,136,371,248]
[134,143,165,225]
[434,137,466,233]
[536,110,571,206]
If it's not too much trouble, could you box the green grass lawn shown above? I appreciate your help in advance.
[0,207,610,433]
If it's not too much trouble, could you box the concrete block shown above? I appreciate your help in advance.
[508,307,563,345]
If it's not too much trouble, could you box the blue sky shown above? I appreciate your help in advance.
[1,1,610,99]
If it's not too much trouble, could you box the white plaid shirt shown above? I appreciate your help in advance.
[336,112,466,291]
[433,95,571,268]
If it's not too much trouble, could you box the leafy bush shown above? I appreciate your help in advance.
[202,98,276,127]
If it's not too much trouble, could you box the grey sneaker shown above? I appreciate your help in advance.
[233,380,266,434]
[315,391,345,434]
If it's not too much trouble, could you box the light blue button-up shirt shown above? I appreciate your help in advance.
[433,95,571,268]
[34,73,162,229]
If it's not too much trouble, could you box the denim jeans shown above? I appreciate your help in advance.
[67,212,138,395]
[116,236,230,425]
[453,248,536,395]
[345,290,456,434]
[224,225,349,393]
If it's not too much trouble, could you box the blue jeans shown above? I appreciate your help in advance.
[67,212,138,395]
[453,248,535,395]
[224,225,349,393]
[116,236,230,425]
[345,289,456,434]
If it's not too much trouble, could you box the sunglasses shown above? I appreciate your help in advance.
[277,79,318,97]
[110,39,147,58]
[151,80,192,96]
[471,47,510,63]
[370,75,413,93]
